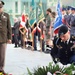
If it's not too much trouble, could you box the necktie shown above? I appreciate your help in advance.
[65,41,67,44]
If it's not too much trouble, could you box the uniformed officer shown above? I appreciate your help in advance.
[45,8,52,52]
[62,7,67,25]
[51,25,75,65]
[67,6,72,15]
[0,1,12,74]
[70,6,75,36]
[66,6,72,28]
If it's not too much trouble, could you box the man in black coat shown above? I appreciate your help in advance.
[51,25,75,65]
[13,19,20,47]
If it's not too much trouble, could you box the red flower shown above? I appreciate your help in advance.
[64,74,68,75]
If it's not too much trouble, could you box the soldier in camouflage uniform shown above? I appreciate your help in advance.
[45,8,52,53]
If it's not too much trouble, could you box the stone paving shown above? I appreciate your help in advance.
[4,44,53,75]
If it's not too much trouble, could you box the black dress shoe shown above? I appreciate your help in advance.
[44,49,50,54]
[14,46,18,48]
[18,44,21,47]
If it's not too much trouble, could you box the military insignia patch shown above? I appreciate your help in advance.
[56,45,62,49]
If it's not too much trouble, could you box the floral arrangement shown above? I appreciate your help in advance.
[27,62,75,75]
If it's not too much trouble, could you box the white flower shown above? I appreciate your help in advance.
[47,72,52,75]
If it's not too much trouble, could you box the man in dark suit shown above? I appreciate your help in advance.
[0,1,12,74]
[13,18,20,47]
[51,25,75,65]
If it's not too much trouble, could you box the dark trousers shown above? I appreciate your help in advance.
[0,43,6,71]
[14,34,19,47]
[34,35,37,50]
[42,40,45,51]
[69,55,75,64]
[61,55,75,65]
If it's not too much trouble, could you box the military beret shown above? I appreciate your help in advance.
[0,0,5,8]
[58,25,68,37]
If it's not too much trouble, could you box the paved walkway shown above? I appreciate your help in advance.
[4,44,53,75]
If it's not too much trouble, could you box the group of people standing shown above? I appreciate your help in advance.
[62,6,75,35]
[12,8,56,52]
[0,0,75,74]
[12,5,75,66]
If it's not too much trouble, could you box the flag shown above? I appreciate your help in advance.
[37,0,45,24]
[29,0,36,27]
[54,0,63,34]
[20,13,28,32]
